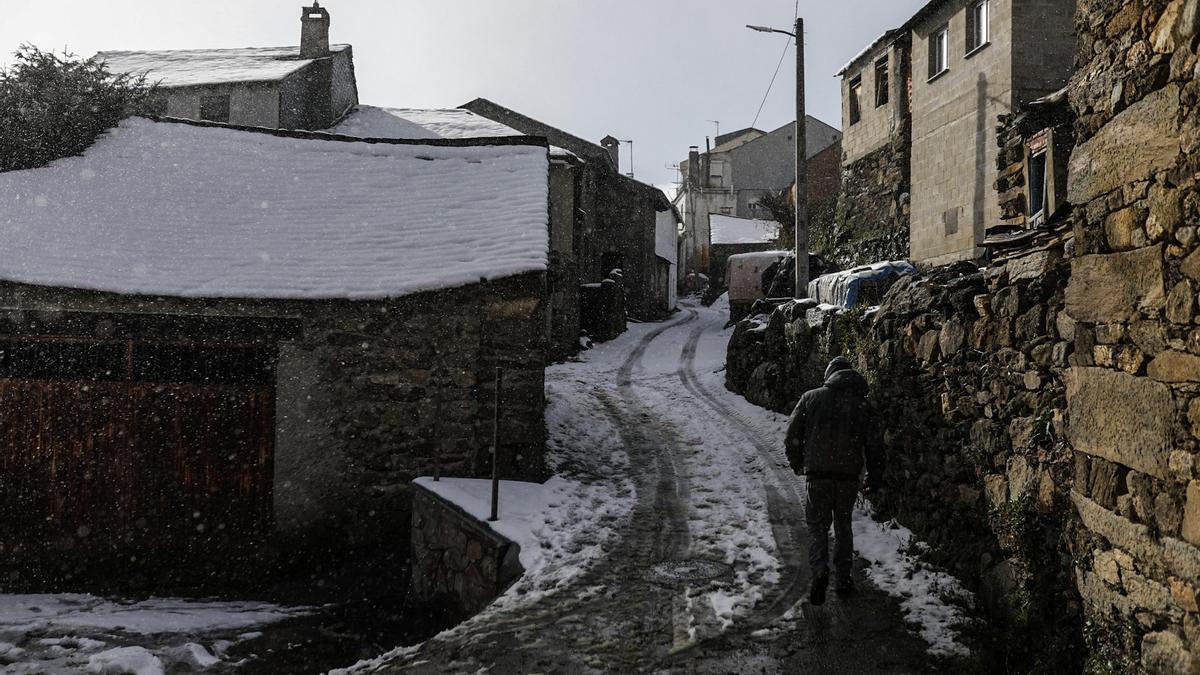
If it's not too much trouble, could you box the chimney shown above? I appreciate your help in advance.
[687,147,700,188]
[300,2,331,59]
[600,135,620,171]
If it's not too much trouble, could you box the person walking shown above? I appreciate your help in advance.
[785,356,883,606]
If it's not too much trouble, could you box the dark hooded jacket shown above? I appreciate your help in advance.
[785,359,883,484]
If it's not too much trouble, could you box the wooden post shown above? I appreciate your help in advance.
[489,367,503,522]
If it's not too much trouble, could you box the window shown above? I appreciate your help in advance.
[966,0,990,54]
[874,58,889,107]
[199,94,230,123]
[848,76,862,125]
[708,159,727,187]
[928,25,949,79]
[1027,150,1048,226]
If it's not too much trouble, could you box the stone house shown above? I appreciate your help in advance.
[0,118,551,585]
[461,97,679,321]
[838,0,1076,267]
[99,2,358,131]
[673,117,842,276]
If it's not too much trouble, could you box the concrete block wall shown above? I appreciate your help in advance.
[910,0,1015,266]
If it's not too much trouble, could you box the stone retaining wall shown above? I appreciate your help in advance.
[410,482,523,617]
[1059,0,1200,669]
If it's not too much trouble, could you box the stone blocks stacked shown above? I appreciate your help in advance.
[1060,0,1200,669]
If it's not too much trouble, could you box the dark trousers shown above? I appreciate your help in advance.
[804,478,858,581]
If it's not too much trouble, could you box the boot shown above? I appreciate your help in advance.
[809,570,829,606]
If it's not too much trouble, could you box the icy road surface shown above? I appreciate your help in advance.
[344,298,970,674]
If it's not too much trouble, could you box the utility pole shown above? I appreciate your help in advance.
[747,19,809,298]
[794,17,808,298]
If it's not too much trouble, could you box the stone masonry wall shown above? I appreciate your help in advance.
[833,137,912,268]
[1060,0,1200,670]
[0,272,549,586]
[410,482,523,618]
[726,251,1085,669]
[724,0,1200,669]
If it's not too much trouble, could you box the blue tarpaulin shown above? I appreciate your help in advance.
[807,260,917,308]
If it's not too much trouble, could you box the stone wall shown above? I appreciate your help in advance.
[832,137,911,268]
[0,272,549,586]
[1059,0,1200,669]
[726,250,1084,669]
[723,0,1200,669]
[410,482,523,617]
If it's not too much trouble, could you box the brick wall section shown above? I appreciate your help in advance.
[1060,0,1200,669]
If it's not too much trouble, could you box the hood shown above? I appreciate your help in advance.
[825,368,868,397]
[824,356,851,380]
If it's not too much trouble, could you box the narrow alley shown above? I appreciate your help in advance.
[346,299,967,673]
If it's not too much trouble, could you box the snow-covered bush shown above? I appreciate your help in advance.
[0,45,156,172]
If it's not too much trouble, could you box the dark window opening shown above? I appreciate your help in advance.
[848,76,862,125]
[1028,151,1048,226]
[0,340,126,381]
[0,338,272,385]
[132,344,272,386]
[874,58,889,107]
[199,94,231,123]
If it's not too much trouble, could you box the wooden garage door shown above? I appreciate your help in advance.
[0,338,274,560]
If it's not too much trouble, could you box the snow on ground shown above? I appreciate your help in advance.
[852,501,973,657]
[0,594,307,673]
[332,352,637,673]
[338,295,971,670]
[698,295,973,656]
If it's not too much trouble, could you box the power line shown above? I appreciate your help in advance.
[751,34,792,128]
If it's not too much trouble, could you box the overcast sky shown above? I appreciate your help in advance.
[1,0,927,187]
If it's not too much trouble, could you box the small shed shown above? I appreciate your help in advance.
[0,118,552,583]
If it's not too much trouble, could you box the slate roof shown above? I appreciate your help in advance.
[96,45,352,87]
[0,118,550,300]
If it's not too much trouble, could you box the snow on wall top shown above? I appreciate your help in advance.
[97,45,350,87]
[0,118,550,300]
[709,214,781,245]
[332,106,574,158]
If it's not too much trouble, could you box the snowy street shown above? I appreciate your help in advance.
[347,299,970,673]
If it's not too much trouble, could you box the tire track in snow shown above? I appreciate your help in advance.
[673,312,812,630]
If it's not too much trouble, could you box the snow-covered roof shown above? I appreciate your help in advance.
[836,29,900,77]
[97,45,351,87]
[0,118,550,300]
[332,106,574,158]
[709,214,781,245]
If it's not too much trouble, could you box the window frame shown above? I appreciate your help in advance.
[874,57,890,108]
[966,0,990,56]
[928,25,949,81]
[848,75,863,125]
